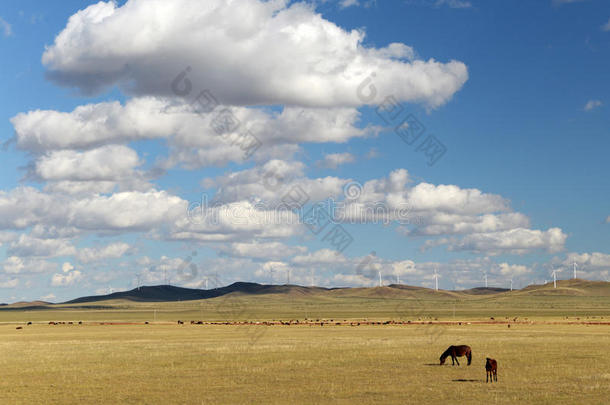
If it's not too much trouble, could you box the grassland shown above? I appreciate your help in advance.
[0,280,608,404]
[0,323,608,404]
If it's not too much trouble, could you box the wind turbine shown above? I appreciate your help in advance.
[203,276,209,289]
[378,269,382,287]
[269,267,275,284]
[135,273,142,291]
[396,273,400,285]
[286,268,291,285]
[573,261,578,280]
[433,268,439,291]
[483,270,488,288]
[310,269,315,287]
[552,268,561,288]
[509,278,513,292]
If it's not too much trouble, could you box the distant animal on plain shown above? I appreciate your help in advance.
[485,358,498,382]
[177,320,184,325]
[16,326,23,330]
[27,322,32,325]
[440,345,472,366]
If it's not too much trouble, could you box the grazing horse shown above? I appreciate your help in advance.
[439,345,472,366]
[486,358,498,382]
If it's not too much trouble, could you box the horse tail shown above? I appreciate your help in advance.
[467,349,472,365]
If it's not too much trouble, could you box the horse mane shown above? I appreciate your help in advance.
[440,346,453,361]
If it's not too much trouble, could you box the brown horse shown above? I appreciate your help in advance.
[439,345,472,366]
[485,358,498,382]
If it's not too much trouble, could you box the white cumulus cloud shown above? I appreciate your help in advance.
[41,0,467,109]
[583,99,602,111]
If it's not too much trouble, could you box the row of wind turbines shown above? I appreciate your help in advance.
[129,261,585,293]
[370,260,583,291]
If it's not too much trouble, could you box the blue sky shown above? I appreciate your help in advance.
[0,0,608,302]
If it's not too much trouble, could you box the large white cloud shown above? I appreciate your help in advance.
[31,145,153,194]
[11,97,372,169]
[202,165,566,254]
[10,98,174,152]
[41,0,467,108]
[445,227,567,255]
[0,187,185,232]
[206,159,348,204]
[34,145,140,182]
[171,200,302,242]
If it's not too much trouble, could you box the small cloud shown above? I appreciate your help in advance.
[40,293,56,301]
[602,18,610,32]
[0,16,12,37]
[497,263,531,276]
[51,270,82,287]
[583,100,602,111]
[316,152,355,169]
[0,279,19,289]
[338,0,376,8]
[339,0,359,8]
[435,0,472,8]
[62,262,74,273]
[552,0,587,5]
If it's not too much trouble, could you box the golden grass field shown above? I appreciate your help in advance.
[0,280,608,404]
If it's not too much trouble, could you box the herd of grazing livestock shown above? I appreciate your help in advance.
[15,320,500,383]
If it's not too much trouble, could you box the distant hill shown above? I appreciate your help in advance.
[2,279,607,308]
[516,279,610,297]
[64,282,336,304]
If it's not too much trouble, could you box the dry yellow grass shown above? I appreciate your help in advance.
[0,322,608,404]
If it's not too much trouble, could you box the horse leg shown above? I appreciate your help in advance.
[495,370,497,382]
[455,356,460,366]
[486,371,489,383]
